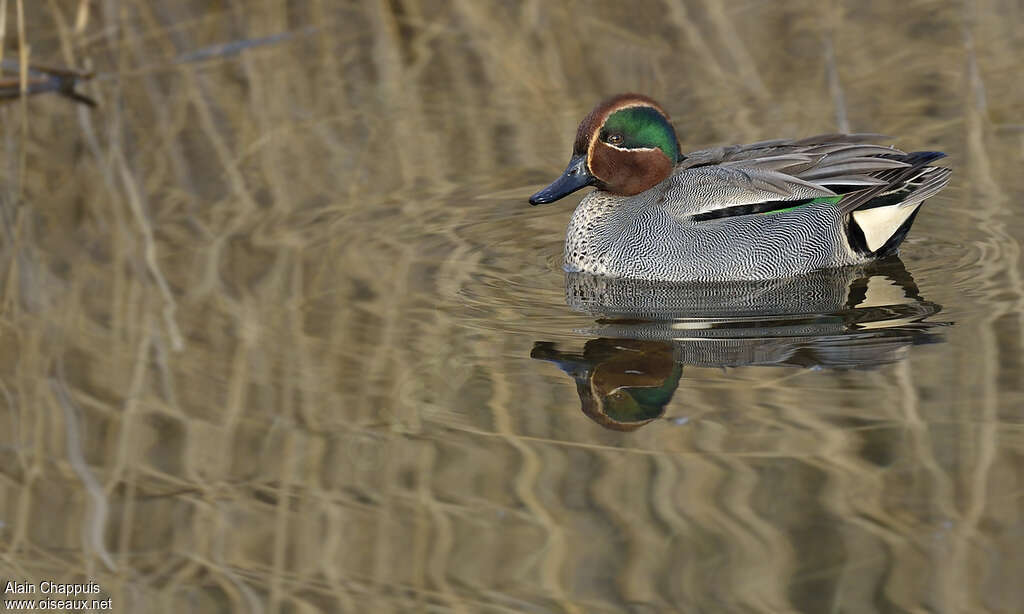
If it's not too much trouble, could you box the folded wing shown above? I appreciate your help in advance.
[663,134,914,220]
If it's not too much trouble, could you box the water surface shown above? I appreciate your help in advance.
[1,1,1022,612]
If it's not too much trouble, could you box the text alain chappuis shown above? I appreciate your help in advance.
[4,581,111,610]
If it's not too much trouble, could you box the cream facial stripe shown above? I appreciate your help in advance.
[604,144,659,153]
[585,100,671,170]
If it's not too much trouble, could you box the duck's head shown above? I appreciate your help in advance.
[529,93,682,205]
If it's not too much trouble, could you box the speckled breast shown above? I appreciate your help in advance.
[563,192,628,276]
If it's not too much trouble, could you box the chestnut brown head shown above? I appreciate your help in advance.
[529,94,682,205]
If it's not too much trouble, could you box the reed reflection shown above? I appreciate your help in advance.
[533,258,948,431]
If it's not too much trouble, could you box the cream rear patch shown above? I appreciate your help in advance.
[852,203,921,252]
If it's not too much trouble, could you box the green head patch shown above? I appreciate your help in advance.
[600,106,681,163]
[597,363,683,425]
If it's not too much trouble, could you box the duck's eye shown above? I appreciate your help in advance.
[608,133,624,145]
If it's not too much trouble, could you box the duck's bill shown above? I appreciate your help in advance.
[530,342,590,377]
[529,154,594,205]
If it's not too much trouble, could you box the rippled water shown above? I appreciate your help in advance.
[1,1,1023,612]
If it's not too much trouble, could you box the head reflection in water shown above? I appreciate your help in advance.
[532,340,682,431]
[534,259,949,431]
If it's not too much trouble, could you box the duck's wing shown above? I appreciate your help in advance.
[663,135,912,220]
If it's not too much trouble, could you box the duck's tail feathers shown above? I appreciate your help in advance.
[843,151,951,257]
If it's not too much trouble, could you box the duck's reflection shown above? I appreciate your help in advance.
[533,258,948,431]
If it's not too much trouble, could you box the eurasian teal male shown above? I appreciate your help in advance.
[530,94,951,281]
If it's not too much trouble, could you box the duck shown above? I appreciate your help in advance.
[529,93,951,281]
